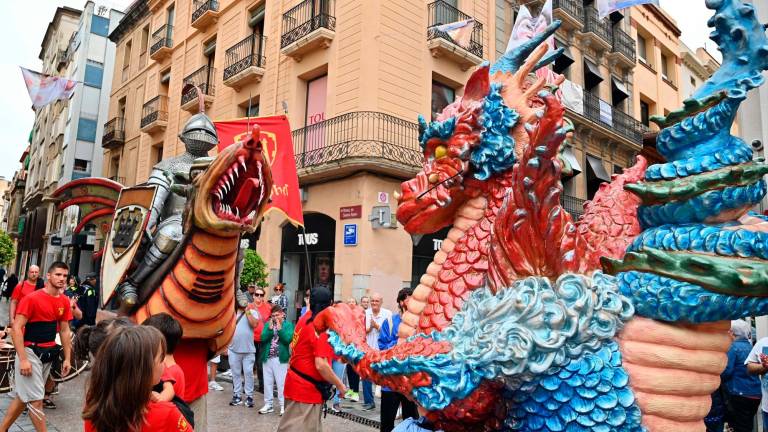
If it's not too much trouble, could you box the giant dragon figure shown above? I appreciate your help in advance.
[314,1,768,430]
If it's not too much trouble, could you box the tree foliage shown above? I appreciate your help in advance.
[0,231,15,267]
[240,249,268,289]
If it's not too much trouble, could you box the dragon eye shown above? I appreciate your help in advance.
[434,145,448,159]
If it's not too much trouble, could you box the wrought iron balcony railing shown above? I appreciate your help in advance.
[102,117,125,148]
[583,7,613,45]
[141,95,169,128]
[224,34,267,81]
[181,65,216,106]
[560,194,585,219]
[612,27,636,62]
[150,24,173,55]
[582,91,643,144]
[192,0,219,24]
[281,0,335,48]
[553,0,583,22]
[292,111,423,170]
[426,0,484,58]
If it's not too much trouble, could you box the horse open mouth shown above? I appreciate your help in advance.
[210,154,266,226]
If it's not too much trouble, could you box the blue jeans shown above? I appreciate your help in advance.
[363,380,375,406]
[763,410,768,432]
[332,360,346,405]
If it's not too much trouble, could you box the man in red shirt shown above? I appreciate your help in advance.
[278,287,346,432]
[0,261,72,432]
[9,265,40,327]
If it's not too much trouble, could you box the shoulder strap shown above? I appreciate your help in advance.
[290,365,325,386]
[235,311,246,326]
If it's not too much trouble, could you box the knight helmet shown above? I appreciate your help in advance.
[179,112,219,157]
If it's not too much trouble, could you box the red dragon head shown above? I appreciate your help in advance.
[396,42,562,234]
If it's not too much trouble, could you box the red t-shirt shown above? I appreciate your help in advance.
[284,312,335,404]
[174,340,208,403]
[16,289,73,348]
[249,302,271,342]
[12,280,37,302]
[161,363,187,402]
[84,401,193,432]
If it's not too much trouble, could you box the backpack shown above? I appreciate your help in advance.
[152,382,195,428]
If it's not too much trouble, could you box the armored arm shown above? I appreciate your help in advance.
[145,167,172,234]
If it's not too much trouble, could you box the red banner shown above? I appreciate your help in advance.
[215,115,304,226]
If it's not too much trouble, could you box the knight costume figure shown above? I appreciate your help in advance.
[116,110,219,307]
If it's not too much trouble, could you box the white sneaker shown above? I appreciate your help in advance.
[209,381,224,391]
[220,369,233,378]
[259,404,274,414]
[280,405,285,416]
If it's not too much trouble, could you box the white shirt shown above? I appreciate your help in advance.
[745,336,768,412]
[365,307,392,351]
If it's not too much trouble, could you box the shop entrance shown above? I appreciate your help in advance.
[280,212,336,321]
[411,227,451,288]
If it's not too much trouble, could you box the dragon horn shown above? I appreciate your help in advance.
[490,19,562,75]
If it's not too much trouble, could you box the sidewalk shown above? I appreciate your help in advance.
[0,393,62,432]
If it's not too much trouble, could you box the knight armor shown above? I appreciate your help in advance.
[117,112,219,307]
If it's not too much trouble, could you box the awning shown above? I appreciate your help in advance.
[554,40,575,74]
[587,155,611,182]
[611,77,630,103]
[560,146,582,177]
[584,61,603,82]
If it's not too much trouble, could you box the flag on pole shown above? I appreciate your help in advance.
[596,0,660,19]
[215,115,305,226]
[20,67,78,109]
[436,19,475,49]
[505,0,554,54]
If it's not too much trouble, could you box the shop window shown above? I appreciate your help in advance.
[91,15,110,37]
[431,81,455,121]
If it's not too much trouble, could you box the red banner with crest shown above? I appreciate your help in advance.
[215,115,304,226]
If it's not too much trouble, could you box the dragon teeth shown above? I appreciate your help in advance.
[241,159,247,172]
[247,210,256,219]
[235,208,240,218]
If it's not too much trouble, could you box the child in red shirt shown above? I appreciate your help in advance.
[143,313,187,402]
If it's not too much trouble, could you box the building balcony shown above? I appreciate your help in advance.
[102,117,125,149]
[140,95,169,134]
[292,111,423,184]
[560,194,585,220]
[181,65,216,112]
[191,0,219,30]
[581,91,643,145]
[609,28,636,68]
[553,0,584,31]
[223,34,267,90]
[150,24,173,61]
[426,0,484,70]
[56,49,68,71]
[280,0,335,61]
[582,8,613,52]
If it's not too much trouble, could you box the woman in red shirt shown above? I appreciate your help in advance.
[82,325,193,432]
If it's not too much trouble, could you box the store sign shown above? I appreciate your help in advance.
[50,236,62,246]
[433,239,443,251]
[340,205,362,220]
[298,232,319,246]
[343,224,357,246]
[377,192,389,204]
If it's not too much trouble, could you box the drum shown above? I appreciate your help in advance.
[0,346,15,393]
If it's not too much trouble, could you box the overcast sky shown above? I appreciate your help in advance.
[0,0,726,181]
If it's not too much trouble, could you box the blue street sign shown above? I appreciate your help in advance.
[343,223,357,246]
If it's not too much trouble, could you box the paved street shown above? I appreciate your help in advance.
[0,299,379,431]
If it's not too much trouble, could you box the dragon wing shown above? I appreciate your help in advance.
[52,177,123,257]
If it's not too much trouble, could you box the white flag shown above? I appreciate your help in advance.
[596,0,660,19]
[436,19,475,49]
[505,0,554,54]
[20,67,78,109]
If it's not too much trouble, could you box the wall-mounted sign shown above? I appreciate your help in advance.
[340,205,362,220]
[377,192,389,204]
[343,224,357,246]
[50,236,62,246]
[298,232,319,246]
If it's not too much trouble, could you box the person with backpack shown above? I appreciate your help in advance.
[278,287,346,432]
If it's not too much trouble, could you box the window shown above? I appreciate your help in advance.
[637,34,648,63]
[431,81,455,120]
[73,159,89,172]
[690,77,696,87]
[167,4,175,27]
[583,60,603,94]
[124,40,132,68]
[118,97,127,119]
[152,144,164,165]
[77,118,97,142]
[140,25,150,53]
[84,61,103,88]
[91,15,110,37]
[249,4,265,35]
[243,102,259,117]
[586,155,610,200]
[661,53,669,80]
[640,100,650,127]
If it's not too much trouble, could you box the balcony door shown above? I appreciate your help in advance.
[249,4,265,59]
[436,0,459,25]
[305,75,327,152]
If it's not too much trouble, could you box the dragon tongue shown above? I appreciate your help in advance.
[233,177,260,213]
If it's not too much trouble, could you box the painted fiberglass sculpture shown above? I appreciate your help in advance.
[314,1,768,430]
